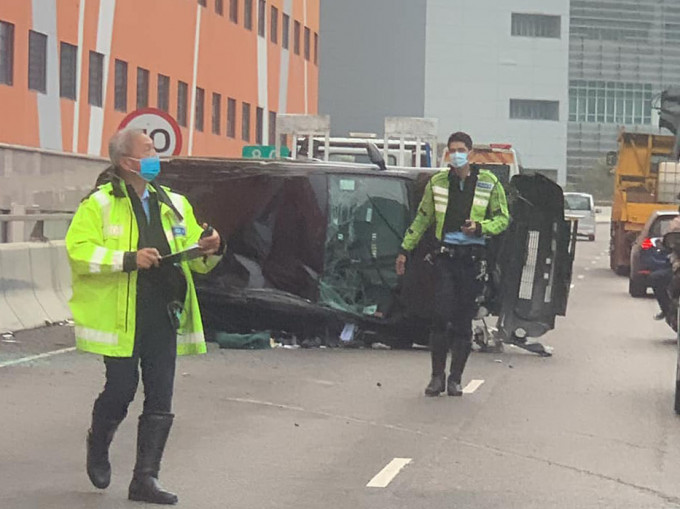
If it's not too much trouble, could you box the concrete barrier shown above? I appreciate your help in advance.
[50,241,72,307]
[29,243,72,323]
[0,242,72,333]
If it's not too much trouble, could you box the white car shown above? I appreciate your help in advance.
[564,192,597,241]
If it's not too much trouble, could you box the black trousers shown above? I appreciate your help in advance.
[92,304,177,423]
[430,253,482,379]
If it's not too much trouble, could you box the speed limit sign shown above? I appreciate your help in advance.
[118,108,183,156]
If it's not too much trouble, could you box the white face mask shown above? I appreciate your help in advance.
[450,151,469,168]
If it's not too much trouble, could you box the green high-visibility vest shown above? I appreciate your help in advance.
[401,168,510,252]
[66,182,222,357]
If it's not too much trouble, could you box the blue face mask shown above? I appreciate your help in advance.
[450,152,469,169]
[139,156,161,182]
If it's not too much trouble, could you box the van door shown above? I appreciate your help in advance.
[495,174,577,340]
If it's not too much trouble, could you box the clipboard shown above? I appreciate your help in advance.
[159,245,204,266]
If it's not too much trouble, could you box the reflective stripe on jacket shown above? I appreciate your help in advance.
[401,168,509,252]
[65,181,222,357]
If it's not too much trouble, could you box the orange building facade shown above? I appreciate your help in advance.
[0,0,319,157]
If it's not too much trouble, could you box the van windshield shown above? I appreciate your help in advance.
[565,195,591,211]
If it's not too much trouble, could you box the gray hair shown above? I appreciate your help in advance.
[108,128,145,167]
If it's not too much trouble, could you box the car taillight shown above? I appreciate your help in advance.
[641,238,654,250]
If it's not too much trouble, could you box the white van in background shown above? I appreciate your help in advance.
[564,192,597,241]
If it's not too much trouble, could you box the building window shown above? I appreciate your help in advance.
[228,0,237,22]
[216,0,224,16]
[227,97,236,138]
[270,6,278,43]
[282,14,290,50]
[304,27,311,60]
[88,51,104,106]
[242,102,251,141]
[258,0,266,37]
[314,32,318,65]
[568,80,652,125]
[212,92,221,134]
[511,13,561,38]
[0,21,14,86]
[195,87,205,132]
[114,59,128,111]
[177,81,188,127]
[269,111,276,146]
[157,74,170,112]
[510,99,559,121]
[28,30,47,93]
[244,0,253,30]
[60,42,77,100]
[137,67,149,108]
[571,2,650,43]
[256,107,264,144]
[294,21,301,55]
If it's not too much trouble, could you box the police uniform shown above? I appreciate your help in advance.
[400,165,509,396]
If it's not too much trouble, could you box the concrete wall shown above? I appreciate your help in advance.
[318,0,428,136]
[0,143,108,213]
[424,0,569,184]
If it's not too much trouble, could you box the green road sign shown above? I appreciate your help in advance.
[242,145,290,159]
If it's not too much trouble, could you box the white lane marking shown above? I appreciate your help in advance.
[367,458,412,488]
[0,347,76,369]
[577,275,585,280]
[463,379,485,394]
[570,284,575,289]
[305,379,335,386]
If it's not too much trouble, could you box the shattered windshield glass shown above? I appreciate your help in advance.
[320,175,409,317]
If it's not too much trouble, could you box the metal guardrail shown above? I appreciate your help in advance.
[0,213,74,243]
[0,213,74,222]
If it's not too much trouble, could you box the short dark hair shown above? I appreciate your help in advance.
[447,131,473,151]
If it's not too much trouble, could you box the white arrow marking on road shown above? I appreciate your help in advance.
[367,458,412,488]
[463,379,485,394]
[0,347,76,369]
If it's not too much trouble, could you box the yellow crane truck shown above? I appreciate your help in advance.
[610,132,678,276]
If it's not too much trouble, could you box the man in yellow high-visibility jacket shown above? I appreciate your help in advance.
[66,128,224,505]
[396,131,509,397]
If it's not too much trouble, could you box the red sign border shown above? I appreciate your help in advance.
[118,107,183,156]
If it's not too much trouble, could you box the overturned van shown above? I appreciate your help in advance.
[159,158,576,348]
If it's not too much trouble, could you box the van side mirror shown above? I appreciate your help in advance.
[366,143,387,171]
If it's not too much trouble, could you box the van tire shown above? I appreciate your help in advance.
[628,277,647,298]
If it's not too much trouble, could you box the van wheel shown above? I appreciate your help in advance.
[628,277,647,298]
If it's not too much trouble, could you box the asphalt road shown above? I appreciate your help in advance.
[2,223,680,508]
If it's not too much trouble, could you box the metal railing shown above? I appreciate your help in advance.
[0,213,74,243]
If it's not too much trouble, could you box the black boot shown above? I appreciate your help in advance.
[86,414,121,489]
[128,413,178,505]
[425,333,448,397]
[448,340,472,396]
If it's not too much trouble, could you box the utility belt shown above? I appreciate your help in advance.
[435,244,490,288]
[437,243,486,260]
